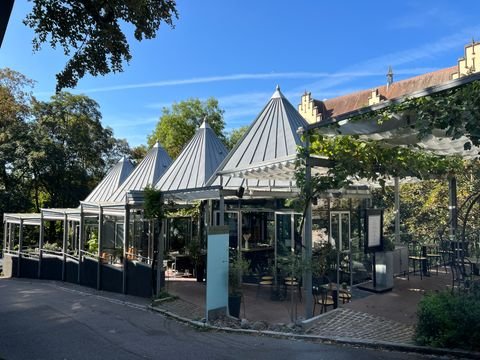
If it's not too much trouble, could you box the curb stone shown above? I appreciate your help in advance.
[149,305,480,359]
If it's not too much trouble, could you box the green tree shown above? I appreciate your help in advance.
[29,92,130,209]
[130,144,148,165]
[148,98,226,159]
[24,0,178,91]
[0,68,35,219]
[226,125,248,150]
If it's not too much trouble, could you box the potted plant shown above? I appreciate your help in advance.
[228,255,250,318]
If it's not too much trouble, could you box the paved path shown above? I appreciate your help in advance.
[306,308,415,344]
[0,278,435,360]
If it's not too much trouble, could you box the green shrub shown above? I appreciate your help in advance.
[415,288,480,351]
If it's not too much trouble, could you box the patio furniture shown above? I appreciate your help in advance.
[408,241,428,279]
[256,275,273,298]
[312,285,334,314]
[284,276,302,302]
[425,244,442,276]
[338,288,352,304]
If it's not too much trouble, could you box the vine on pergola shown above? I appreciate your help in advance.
[294,79,480,220]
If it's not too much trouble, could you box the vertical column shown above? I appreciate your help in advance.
[219,176,225,226]
[38,212,44,278]
[97,206,103,290]
[123,205,130,294]
[156,219,164,296]
[304,137,313,319]
[448,176,458,258]
[2,220,7,255]
[78,205,84,284]
[62,213,68,281]
[18,219,24,277]
[394,177,400,243]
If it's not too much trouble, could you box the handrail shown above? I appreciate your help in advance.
[79,249,99,259]
[41,249,64,256]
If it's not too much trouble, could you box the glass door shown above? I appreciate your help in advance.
[274,212,302,281]
[330,211,351,285]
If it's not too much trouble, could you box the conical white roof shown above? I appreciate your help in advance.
[208,86,308,189]
[84,156,134,203]
[108,143,172,203]
[155,121,227,191]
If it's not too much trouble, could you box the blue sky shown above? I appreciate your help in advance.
[1,0,480,147]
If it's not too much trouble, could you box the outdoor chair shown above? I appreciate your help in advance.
[312,285,334,315]
[256,274,273,299]
[408,241,428,279]
[284,276,302,302]
[425,243,442,276]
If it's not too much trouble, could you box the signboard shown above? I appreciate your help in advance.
[365,209,383,252]
[206,226,229,321]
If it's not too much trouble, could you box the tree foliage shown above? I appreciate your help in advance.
[0,69,35,216]
[0,68,130,221]
[148,97,226,159]
[226,125,249,150]
[24,0,178,91]
[29,92,129,208]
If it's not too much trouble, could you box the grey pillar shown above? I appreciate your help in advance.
[2,220,7,255]
[122,205,130,294]
[304,141,313,319]
[394,177,400,243]
[38,212,44,278]
[156,219,164,296]
[18,219,24,277]
[219,176,225,226]
[62,213,68,281]
[78,206,85,284]
[97,206,103,290]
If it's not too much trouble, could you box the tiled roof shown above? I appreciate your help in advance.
[208,86,308,190]
[84,156,134,203]
[316,66,457,119]
[108,143,172,203]
[155,121,227,191]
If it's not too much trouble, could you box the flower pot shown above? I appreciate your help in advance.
[228,294,242,318]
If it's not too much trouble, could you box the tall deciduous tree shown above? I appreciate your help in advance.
[24,0,178,91]
[148,98,226,159]
[226,125,249,150]
[29,92,130,208]
[0,68,35,218]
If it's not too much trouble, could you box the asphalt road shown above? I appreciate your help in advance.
[0,278,438,360]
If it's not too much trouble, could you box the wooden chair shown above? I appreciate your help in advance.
[284,276,302,302]
[256,275,273,298]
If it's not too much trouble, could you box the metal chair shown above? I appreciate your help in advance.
[408,241,428,279]
[312,285,334,315]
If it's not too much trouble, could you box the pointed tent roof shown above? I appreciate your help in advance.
[208,86,308,190]
[108,143,172,203]
[155,120,228,192]
[84,156,135,203]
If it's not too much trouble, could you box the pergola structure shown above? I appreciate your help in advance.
[298,71,480,318]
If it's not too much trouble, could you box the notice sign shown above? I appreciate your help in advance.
[365,209,383,252]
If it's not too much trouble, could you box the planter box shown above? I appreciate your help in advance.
[375,251,394,289]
